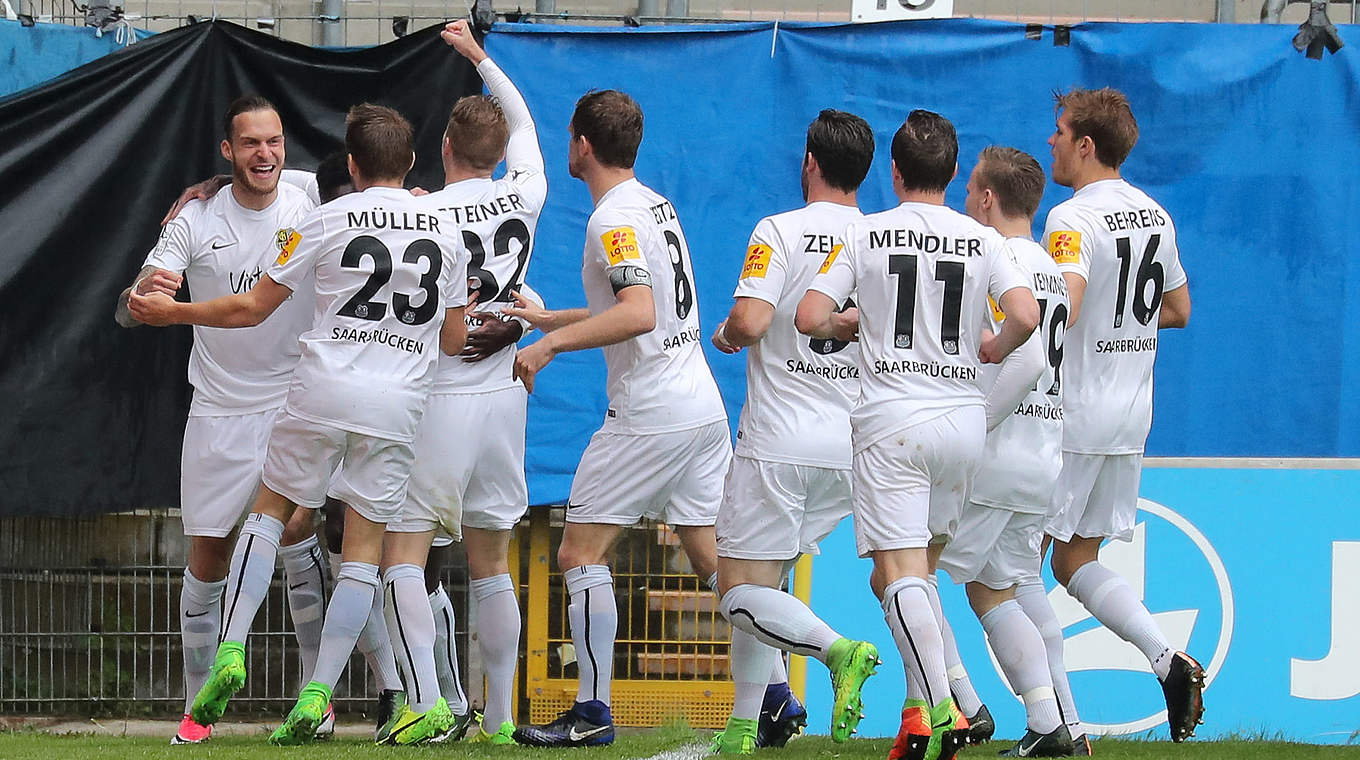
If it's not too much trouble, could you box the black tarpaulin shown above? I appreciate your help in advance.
[0,20,481,516]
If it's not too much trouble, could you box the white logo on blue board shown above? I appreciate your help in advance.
[990,498,1234,736]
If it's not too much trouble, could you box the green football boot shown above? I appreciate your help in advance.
[381,697,455,746]
[709,717,758,755]
[189,641,246,727]
[269,681,333,746]
[826,638,880,742]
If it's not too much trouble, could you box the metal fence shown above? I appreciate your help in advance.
[0,512,471,717]
[9,0,1353,47]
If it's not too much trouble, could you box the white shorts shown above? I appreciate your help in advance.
[261,411,416,526]
[1046,452,1143,542]
[388,388,529,538]
[567,420,732,527]
[851,406,985,557]
[937,504,1044,590]
[180,408,280,537]
[717,456,851,560]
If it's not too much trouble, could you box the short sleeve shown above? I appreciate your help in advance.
[987,239,1031,302]
[142,214,194,274]
[266,207,325,291]
[281,169,321,207]
[1042,205,1092,281]
[732,218,787,306]
[1161,220,1188,291]
[444,231,470,309]
[587,210,647,275]
[807,224,856,304]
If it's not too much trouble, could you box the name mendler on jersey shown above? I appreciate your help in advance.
[331,326,426,355]
[785,360,859,380]
[1096,336,1157,354]
[873,359,976,381]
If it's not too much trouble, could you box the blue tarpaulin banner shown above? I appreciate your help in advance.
[0,19,152,97]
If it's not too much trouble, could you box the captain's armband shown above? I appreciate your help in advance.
[609,265,652,294]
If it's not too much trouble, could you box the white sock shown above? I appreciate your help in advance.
[355,582,403,691]
[730,627,779,721]
[719,584,839,661]
[326,550,343,582]
[180,569,225,713]
[1066,562,1173,680]
[881,576,949,706]
[472,573,520,729]
[311,561,379,690]
[980,600,1060,734]
[429,584,468,714]
[565,565,616,705]
[221,513,284,644]
[384,564,441,712]
[768,650,789,685]
[925,576,981,716]
[1015,577,1082,734]
[279,535,326,685]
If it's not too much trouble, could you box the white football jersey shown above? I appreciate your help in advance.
[1043,178,1187,455]
[811,201,1030,453]
[733,202,862,469]
[425,57,547,395]
[267,186,469,443]
[582,178,726,435]
[142,183,315,417]
[971,238,1069,513]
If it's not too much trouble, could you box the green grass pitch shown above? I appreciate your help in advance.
[2,723,1357,759]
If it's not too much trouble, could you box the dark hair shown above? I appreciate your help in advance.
[223,94,278,141]
[890,109,957,194]
[315,150,353,203]
[975,146,1046,219]
[570,90,643,169]
[345,103,415,182]
[805,109,874,194]
[444,95,509,173]
[1053,87,1139,169]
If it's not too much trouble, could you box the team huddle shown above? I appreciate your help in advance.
[116,19,1202,760]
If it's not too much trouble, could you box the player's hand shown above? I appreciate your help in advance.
[978,328,1003,363]
[512,337,556,393]
[503,290,556,332]
[462,314,524,362]
[127,291,181,327]
[135,268,183,297]
[830,307,860,343]
[441,20,488,64]
[711,320,740,354]
[160,175,229,225]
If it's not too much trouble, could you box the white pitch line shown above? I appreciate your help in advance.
[632,739,710,760]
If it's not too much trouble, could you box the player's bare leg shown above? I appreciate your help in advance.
[1052,535,1204,741]
[190,486,298,726]
[513,522,623,747]
[465,526,520,744]
[873,547,967,760]
[964,582,1071,756]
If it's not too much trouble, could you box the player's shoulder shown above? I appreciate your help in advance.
[1006,236,1059,274]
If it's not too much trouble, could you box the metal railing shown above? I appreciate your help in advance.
[0,512,471,716]
[10,0,1353,47]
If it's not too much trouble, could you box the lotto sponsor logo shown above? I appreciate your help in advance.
[741,243,773,279]
[602,226,641,265]
[1048,230,1081,265]
[276,228,302,266]
[988,295,1006,323]
[817,244,842,274]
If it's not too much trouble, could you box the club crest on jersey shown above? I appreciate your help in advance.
[1048,230,1081,265]
[601,227,641,266]
[275,228,302,266]
[817,244,843,275]
[741,244,773,279]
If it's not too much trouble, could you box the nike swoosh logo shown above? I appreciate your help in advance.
[185,610,211,618]
[568,725,610,742]
[211,241,235,249]
[770,702,787,721]
[391,716,421,738]
[1014,735,1042,756]
[288,581,309,590]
